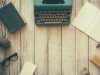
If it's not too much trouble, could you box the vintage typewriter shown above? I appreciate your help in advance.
[34,0,73,25]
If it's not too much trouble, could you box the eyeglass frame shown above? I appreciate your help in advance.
[0,53,18,67]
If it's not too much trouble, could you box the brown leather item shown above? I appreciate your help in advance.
[85,73,90,75]
[0,38,10,48]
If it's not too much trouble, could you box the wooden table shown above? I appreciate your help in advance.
[0,0,100,75]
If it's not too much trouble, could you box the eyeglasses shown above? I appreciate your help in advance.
[0,53,18,67]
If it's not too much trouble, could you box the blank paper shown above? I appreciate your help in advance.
[72,2,100,42]
[19,61,36,75]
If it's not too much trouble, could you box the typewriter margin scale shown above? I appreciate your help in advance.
[34,0,73,26]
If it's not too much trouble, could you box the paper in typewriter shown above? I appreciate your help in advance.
[72,2,100,42]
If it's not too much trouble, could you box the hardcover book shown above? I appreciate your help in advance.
[72,2,100,42]
[0,2,27,33]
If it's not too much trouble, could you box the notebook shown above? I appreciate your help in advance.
[0,2,27,33]
[72,2,100,42]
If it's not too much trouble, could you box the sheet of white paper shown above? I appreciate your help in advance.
[19,61,36,75]
[72,2,99,32]
[86,12,100,42]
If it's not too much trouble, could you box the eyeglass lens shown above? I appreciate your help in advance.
[2,60,10,67]
[10,54,18,61]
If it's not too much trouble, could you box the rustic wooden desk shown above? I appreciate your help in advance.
[0,0,100,75]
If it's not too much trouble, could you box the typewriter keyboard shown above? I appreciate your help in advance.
[35,10,71,24]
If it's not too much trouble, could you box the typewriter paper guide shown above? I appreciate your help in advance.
[72,2,100,42]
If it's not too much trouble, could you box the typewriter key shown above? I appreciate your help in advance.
[65,16,67,18]
[66,19,68,22]
[65,13,67,15]
[62,16,65,18]
[68,14,70,17]
[61,19,63,21]
[69,10,71,13]
[51,19,53,21]
[48,19,50,21]
[42,16,44,18]
[37,17,39,19]
[39,16,41,18]
[55,16,57,18]
[60,16,63,18]
[61,11,63,13]
[64,19,66,21]
[40,11,42,13]
[44,14,46,16]
[62,13,64,15]
[37,11,39,13]
[47,16,49,18]
[53,11,55,13]
[37,20,40,22]
[57,14,60,16]
[56,19,58,21]
[40,19,43,21]
[35,12,38,16]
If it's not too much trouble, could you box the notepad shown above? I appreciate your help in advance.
[19,61,36,75]
[0,2,27,33]
[72,2,100,42]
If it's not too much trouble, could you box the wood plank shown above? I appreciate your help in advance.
[0,1,6,75]
[62,0,75,75]
[48,26,61,75]
[5,0,21,75]
[21,0,35,71]
[35,26,48,75]
[34,0,48,74]
[0,0,6,37]
[89,0,100,75]
[75,0,89,75]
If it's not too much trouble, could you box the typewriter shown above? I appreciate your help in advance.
[34,0,73,25]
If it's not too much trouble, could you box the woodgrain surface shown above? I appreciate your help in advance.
[75,0,89,75]
[0,0,100,75]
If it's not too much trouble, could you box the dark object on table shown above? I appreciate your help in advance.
[0,2,27,33]
[0,53,18,67]
[85,73,90,75]
[0,38,10,48]
[96,42,100,48]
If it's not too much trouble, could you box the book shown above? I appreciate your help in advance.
[72,2,100,42]
[0,2,27,33]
